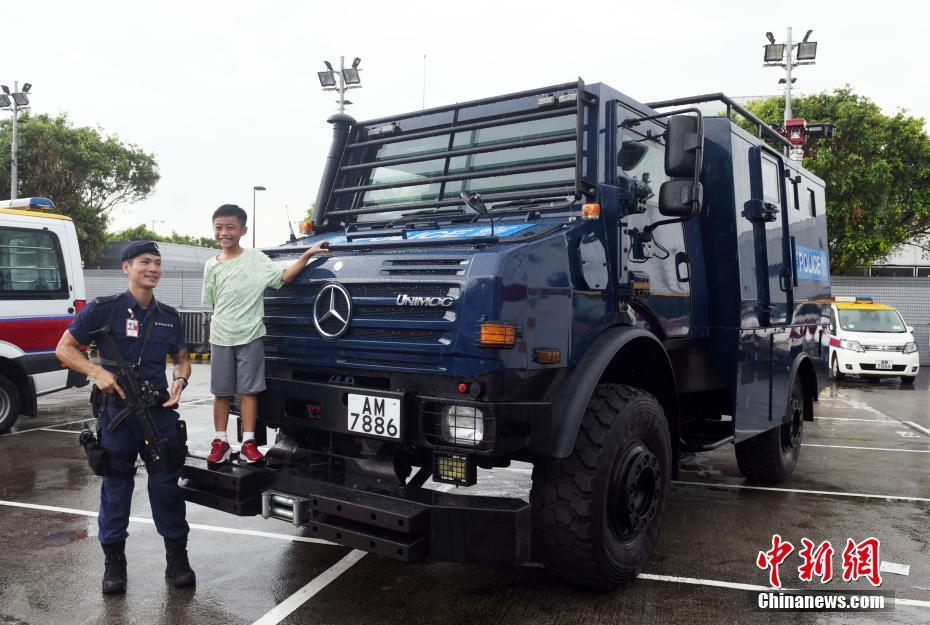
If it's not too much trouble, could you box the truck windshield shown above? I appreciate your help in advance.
[838,309,907,333]
[322,82,586,226]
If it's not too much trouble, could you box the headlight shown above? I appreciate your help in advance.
[903,342,918,354]
[441,405,485,446]
[841,340,865,352]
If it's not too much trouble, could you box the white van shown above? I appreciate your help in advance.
[0,198,88,431]
[824,297,920,384]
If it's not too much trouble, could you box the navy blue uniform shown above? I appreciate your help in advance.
[69,290,189,545]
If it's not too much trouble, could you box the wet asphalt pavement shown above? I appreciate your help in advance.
[0,367,927,625]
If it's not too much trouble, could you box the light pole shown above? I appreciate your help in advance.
[252,185,266,247]
[318,56,362,113]
[763,29,817,160]
[0,81,32,200]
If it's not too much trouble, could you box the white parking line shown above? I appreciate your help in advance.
[904,421,930,437]
[637,573,930,608]
[2,418,92,436]
[0,499,335,545]
[251,550,366,625]
[803,443,930,454]
[815,417,898,424]
[674,481,930,503]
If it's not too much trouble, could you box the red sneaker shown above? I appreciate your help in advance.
[240,439,264,463]
[206,439,231,463]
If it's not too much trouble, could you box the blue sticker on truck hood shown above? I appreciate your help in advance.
[795,245,830,282]
[325,223,535,244]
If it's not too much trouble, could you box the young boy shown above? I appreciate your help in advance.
[203,204,328,463]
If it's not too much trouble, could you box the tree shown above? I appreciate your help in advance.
[0,113,159,264]
[741,89,930,273]
[107,225,218,249]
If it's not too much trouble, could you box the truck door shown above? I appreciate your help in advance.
[747,146,792,424]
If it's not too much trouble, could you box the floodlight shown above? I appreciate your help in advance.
[0,94,10,108]
[22,83,32,93]
[765,32,775,44]
[324,60,334,71]
[342,68,361,85]
[0,85,8,95]
[764,43,785,63]
[11,93,29,106]
[802,29,813,42]
[318,71,337,87]
[796,41,817,61]
[352,57,361,69]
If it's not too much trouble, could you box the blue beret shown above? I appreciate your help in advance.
[121,240,161,261]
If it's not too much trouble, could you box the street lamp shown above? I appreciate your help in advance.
[318,56,363,113]
[0,81,31,200]
[252,185,266,247]
[763,28,818,160]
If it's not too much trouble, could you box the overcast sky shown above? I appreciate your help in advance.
[5,0,927,247]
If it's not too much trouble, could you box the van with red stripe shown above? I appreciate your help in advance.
[0,198,88,431]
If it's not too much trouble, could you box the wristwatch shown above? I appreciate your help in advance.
[173,375,189,389]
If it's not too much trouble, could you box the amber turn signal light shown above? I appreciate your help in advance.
[478,322,517,348]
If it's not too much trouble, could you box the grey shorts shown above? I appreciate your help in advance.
[210,338,266,396]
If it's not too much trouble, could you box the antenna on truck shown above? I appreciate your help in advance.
[284,203,297,242]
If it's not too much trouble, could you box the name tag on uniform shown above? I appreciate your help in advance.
[126,318,139,338]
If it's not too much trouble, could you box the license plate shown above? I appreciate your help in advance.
[347,393,401,439]
[875,360,893,370]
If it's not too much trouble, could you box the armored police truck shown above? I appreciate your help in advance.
[181,80,830,589]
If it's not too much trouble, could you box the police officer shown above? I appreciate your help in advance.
[56,241,195,594]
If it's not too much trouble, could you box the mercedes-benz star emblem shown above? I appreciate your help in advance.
[313,283,352,339]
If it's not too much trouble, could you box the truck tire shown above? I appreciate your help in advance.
[735,378,806,484]
[831,355,845,382]
[530,384,671,590]
[0,374,23,433]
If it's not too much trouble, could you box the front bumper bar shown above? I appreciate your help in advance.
[180,457,531,566]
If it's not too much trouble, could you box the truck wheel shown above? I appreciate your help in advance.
[0,374,23,433]
[531,384,671,590]
[831,355,845,382]
[735,378,806,484]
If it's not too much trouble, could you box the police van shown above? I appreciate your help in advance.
[0,198,88,431]
[824,297,920,384]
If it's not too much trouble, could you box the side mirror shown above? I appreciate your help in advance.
[907,325,914,334]
[664,115,703,177]
[659,180,703,218]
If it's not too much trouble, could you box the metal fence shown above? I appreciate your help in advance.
[831,276,930,365]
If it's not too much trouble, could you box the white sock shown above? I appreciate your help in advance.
[215,431,228,442]
[243,432,255,442]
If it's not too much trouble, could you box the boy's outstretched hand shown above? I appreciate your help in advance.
[307,240,331,257]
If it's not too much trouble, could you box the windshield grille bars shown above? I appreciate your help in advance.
[348,106,576,149]
[339,133,575,172]
[356,81,581,127]
[333,158,576,195]
[645,93,793,151]
[325,186,576,217]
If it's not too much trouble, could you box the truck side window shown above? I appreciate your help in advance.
[761,156,781,206]
[0,227,66,296]
[618,126,671,202]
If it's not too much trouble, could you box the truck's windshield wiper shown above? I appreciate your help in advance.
[399,207,466,218]
[488,197,574,210]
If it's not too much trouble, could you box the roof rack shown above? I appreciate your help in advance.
[646,93,792,154]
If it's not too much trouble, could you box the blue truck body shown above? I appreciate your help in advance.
[181,80,831,588]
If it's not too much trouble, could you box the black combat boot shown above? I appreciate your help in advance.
[164,537,196,588]
[101,541,127,594]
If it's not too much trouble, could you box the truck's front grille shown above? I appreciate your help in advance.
[264,281,461,351]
